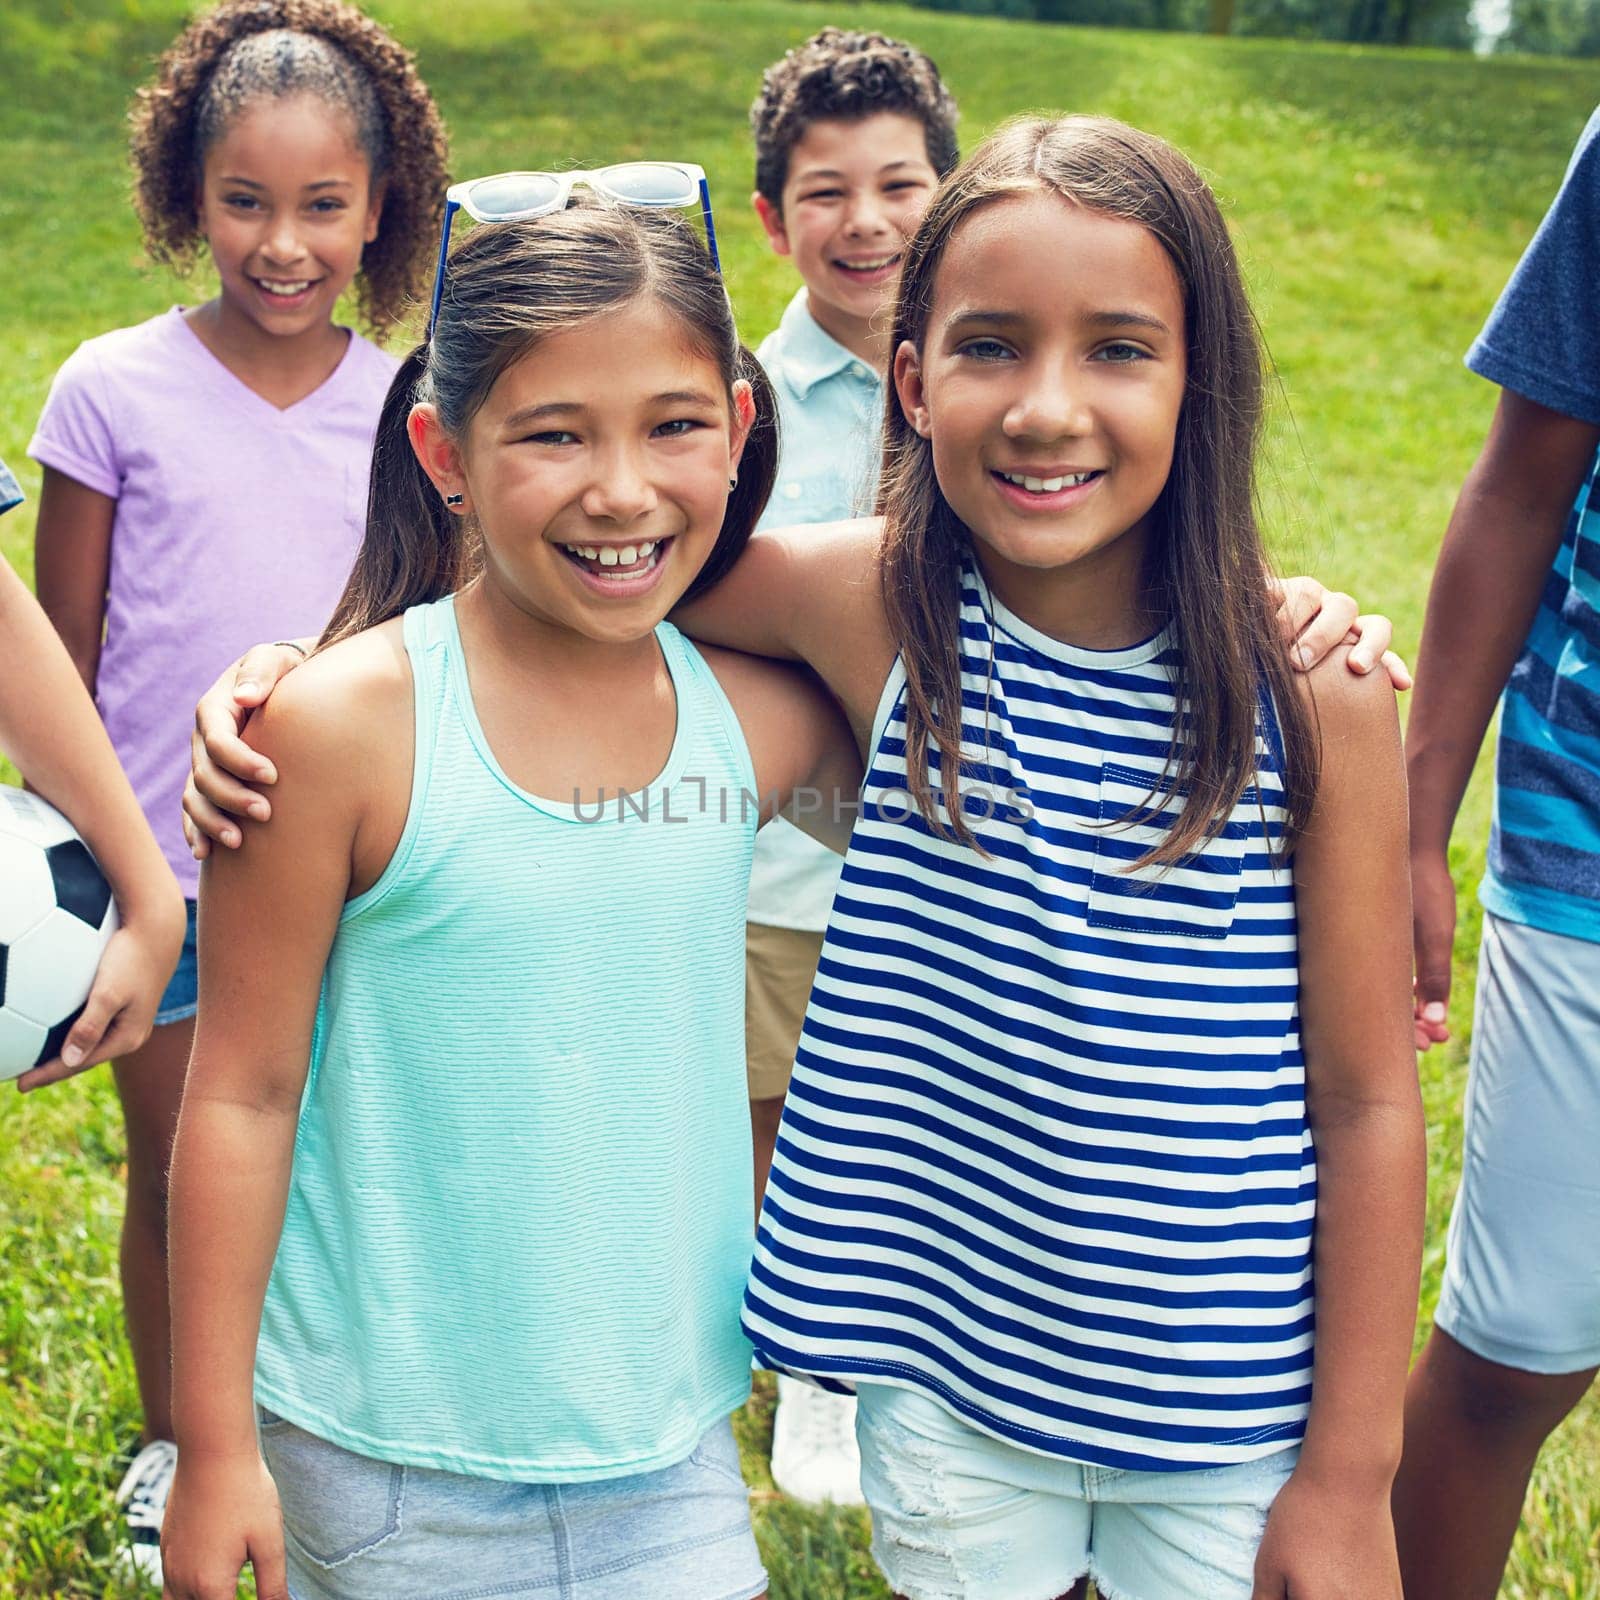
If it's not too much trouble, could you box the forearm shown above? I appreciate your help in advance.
[0,559,178,924]
[1408,395,1597,853]
[168,1089,299,1457]
[1297,1095,1426,1487]
[1406,484,1550,852]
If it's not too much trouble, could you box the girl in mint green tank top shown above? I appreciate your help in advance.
[161,200,858,1599]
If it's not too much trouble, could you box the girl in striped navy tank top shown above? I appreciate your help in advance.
[698,117,1424,1600]
[159,202,862,1600]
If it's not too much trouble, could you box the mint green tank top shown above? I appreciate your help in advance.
[255,596,758,1481]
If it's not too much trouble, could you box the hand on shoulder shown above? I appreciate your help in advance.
[243,622,409,776]
[220,622,414,886]
[1298,639,1404,753]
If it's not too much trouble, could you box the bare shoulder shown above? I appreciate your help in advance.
[1297,643,1401,750]
[245,620,412,771]
[1293,646,1404,833]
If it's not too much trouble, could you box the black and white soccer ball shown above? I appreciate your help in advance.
[0,786,118,1080]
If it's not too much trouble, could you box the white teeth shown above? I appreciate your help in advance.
[1002,470,1094,493]
[841,255,897,271]
[259,280,311,296]
[562,540,665,580]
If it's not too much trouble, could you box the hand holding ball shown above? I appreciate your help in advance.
[0,787,118,1081]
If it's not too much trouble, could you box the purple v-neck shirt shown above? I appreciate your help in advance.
[30,307,398,894]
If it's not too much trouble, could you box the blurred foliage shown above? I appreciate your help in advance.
[905,0,1484,48]
[1501,0,1600,54]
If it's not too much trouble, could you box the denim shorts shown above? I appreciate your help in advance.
[153,898,198,1026]
[257,1408,767,1600]
[1436,912,1600,1374]
[856,1383,1298,1600]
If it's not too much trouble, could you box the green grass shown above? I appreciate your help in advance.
[1,0,1597,1594]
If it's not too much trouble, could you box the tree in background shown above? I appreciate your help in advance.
[902,0,1477,47]
[1501,0,1600,52]
[1232,0,1475,44]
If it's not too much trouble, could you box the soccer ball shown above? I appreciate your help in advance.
[0,786,118,1081]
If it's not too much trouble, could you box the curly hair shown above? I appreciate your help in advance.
[129,0,450,334]
[750,27,960,209]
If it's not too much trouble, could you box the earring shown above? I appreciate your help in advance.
[728,475,738,490]
[445,493,464,507]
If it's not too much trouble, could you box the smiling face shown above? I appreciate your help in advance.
[414,297,753,647]
[894,191,1188,642]
[196,93,382,341]
[756,112,940,365]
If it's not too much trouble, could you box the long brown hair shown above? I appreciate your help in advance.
[878,115,1317,864]
[322,199,777,646]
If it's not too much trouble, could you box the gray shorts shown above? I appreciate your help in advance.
[258,1409,766,1600]
[1436,911,1600,1375]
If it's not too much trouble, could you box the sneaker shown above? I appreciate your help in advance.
[113,1438,177,1587]
[769,1374,865,1505]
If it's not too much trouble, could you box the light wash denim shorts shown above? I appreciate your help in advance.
[1436,911,1600,1374]
[856,1383,1298,1600]
[257,1408,766,1600]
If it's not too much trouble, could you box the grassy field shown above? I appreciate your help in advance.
[1,0,1597,1594]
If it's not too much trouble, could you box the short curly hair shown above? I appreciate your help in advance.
[750,27,960,210]
[129,0,450,335]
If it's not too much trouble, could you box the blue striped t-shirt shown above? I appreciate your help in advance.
[1469,107,1600,942]
[742,565,1313,1472]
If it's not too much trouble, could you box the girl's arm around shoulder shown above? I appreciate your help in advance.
[1253,654,1423,1600]
[673,516,898,743]
[162,623,411,1600]
[700,644,864,855]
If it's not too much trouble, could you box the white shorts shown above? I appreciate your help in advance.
[856,1383,1297,1600]
[1436,911,1600,1375]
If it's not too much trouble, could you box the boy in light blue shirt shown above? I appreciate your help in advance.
[741,27,961,1506]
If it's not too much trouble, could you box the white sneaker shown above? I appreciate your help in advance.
[769,1374,865,1506]
[114,1438,177,1587]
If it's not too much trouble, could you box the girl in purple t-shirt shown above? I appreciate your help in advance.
[25,2,448,1582]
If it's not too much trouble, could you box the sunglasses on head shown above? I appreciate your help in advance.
[427,162,721,338]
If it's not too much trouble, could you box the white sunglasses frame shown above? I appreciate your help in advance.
[427,163,720,337]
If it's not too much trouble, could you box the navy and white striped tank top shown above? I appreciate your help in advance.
[742,564,1312,1472]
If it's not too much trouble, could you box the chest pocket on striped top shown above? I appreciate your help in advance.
[1085,762,1247,941]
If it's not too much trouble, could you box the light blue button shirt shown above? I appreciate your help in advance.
[756,290,883,533]
[749,291,884,930]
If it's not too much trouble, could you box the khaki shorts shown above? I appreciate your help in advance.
[745,922,824,1102]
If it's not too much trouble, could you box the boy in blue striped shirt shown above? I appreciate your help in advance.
[1396,107,1600,1600]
